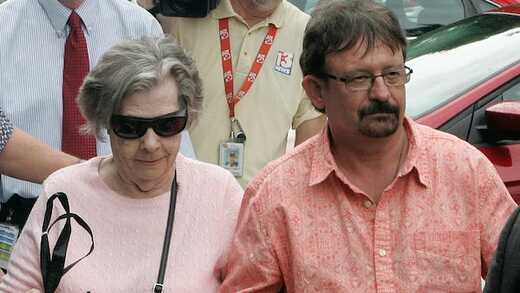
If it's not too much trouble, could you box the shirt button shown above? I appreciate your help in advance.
[378,249,387,257]
[363,200,372,208]
[244,51,248,56]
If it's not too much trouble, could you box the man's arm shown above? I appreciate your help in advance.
[219,186,283,292]
[478,155,517,277]
[294,115,325,146]
[0,128,79,183]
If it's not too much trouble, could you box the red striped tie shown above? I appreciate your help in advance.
[62,11,96,160]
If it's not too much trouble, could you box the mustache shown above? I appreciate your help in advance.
[359,100,400,119]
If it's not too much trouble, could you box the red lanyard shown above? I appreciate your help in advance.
[218,18,278,118]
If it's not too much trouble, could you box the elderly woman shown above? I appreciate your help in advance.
[0,38,243,292]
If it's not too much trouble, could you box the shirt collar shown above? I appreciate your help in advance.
[211,0,286,28]
[38,0,97,36]
[308,127,340,187]
[308,116,431,188]
[401,117,432,187]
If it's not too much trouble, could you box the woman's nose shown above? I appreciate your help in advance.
[141,128,161,152]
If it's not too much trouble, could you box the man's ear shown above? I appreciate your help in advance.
[302,75,326,112]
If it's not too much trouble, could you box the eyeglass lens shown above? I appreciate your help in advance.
[110,111,188,139]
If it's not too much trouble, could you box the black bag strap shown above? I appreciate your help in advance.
[40,192,94,293]
[153,173,178,293]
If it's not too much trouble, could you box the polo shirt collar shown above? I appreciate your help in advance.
[211,0,286,28]
[308,116,431,188]
[38,0,97,36]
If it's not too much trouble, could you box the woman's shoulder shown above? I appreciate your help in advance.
[178,155,234,180]
[177,155,242,194]
[43,156,103,192]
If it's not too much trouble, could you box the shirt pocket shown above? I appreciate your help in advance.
[413,230,481,291]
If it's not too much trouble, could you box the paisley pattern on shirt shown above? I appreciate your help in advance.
[220,117,517,293]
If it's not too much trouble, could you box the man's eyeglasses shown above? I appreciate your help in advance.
[110,109,188,139]
[323,66,413,91]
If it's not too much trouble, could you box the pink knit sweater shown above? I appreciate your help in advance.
[0,154,243,292]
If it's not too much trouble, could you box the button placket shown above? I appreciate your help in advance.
[373,198,395,289]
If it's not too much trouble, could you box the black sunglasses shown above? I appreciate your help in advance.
[110,108,188,139]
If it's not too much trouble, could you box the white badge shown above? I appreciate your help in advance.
[0,223,20,269]
[219,142,245,177]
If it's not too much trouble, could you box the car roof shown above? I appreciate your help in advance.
[490,0,520,7]
[488,3,520,14]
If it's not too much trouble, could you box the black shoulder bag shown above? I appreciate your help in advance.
[40,174,178,293]
[40,192,94,293]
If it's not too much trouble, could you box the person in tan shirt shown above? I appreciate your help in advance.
[142,0,325,187]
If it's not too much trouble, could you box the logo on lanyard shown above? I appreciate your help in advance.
[218,18,278,118]
[274,50,294,76]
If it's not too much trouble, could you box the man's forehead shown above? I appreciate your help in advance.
[333,39,402,58]
[325,40,403,68]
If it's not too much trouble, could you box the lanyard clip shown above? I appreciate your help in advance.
[230,117,246,143]
[153,283,164,293]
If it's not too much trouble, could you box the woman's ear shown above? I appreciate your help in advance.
[302,75,326,112]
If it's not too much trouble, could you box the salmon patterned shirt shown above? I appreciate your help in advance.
[220,118,517,293]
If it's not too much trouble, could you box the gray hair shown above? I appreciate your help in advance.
[78,37,203,139]
[300,0,407,78]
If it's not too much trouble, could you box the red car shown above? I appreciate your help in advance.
[406,5,520,202]
[290,0,520,38]
[402,0,520,37]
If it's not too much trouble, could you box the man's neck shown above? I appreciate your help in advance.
[229,0,278,27]
[59,0,84,10]
[331,127,408,203]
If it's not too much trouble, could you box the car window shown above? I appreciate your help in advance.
[287,0,466,37]
[405,14,520,119]
[474,0,499,11]
[415,0,465,26]
[467,77,520,145]
[503,82,520,101]
[304,0,320,12]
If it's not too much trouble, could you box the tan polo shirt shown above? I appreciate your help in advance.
[164,0,321,187]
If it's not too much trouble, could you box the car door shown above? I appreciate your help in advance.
[478,78,520,203]
[440,75,520,202]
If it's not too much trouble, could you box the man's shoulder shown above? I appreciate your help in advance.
[415,123,481,153]
[412,122,491,169]
[282,1,310,21]
[278,1,310,31]
[100,0,160,27]
[0,0,34,17]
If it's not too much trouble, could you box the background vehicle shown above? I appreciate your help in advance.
[289,0,520,39]
[405,5,520,202]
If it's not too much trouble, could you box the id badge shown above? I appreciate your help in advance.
[0,223,20,269]
[219,141,245,177]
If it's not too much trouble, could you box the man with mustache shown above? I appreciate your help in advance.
[219,1,517,291]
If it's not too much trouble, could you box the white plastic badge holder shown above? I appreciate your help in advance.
[0,223,19,269]
[219,141,244,177]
